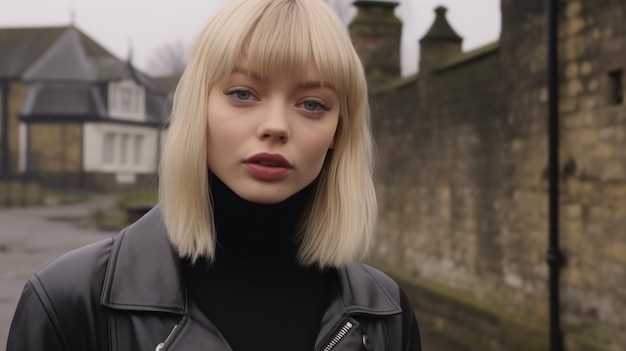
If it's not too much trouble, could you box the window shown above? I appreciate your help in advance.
[119,86,139,113]
[134,135,144,166]
[608,70,623,105]
[103,132,115,164]
[120,134,129,165]
[108,81,145,120]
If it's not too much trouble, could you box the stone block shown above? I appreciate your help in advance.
[567,18,586,36]
[580,97,597,109]
[567,79,584,97]
[565,2,582,19]
[587,79,598,92]
[580,61,593,75]
[600,160,624,181]
[565,204,583,219]
[565,62,580,78]
[576,129,599,145]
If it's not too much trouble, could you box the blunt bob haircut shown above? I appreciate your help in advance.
[160,0,376,268]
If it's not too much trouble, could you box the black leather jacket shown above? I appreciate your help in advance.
[7,207,420,350]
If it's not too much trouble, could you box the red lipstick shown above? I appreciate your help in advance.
[243,153,292,181]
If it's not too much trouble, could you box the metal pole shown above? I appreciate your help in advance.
[546,0,564,350]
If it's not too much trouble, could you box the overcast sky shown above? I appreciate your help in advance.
[0,0,500,77]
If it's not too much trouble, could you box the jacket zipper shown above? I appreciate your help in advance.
[322,321,354,351]
[155,324,179,351]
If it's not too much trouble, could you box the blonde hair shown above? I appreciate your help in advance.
[159,0,376,268]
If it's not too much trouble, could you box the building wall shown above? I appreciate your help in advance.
[501,0,626,349]
[82,122,158,175]
[28,122,82,173]
[557,0,626,349]
[4,82,28,173]
[369,0,625,350]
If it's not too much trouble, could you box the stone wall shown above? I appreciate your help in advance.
[0,179,45,207]
[28,122,82,173]
[557,0,626,349]
[368,0,625,350]
[3,82,28,173]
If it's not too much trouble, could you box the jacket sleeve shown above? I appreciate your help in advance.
[400,288,422,351]
[6,279,67,351]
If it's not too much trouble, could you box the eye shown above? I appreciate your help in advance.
[224,88,256,102]
[300,99,329,112]
[234,90,252,100]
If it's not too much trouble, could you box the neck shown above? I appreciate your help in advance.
[210,174,315,264]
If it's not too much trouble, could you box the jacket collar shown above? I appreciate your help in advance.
[101,206,401,317]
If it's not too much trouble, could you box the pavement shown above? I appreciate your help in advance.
[0,196,119,350]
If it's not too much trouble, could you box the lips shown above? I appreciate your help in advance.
[243,153,292,181]
[244,153,292,168]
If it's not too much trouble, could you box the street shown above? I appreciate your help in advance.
[0,198,118,350]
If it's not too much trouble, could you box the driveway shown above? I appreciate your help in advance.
[0,197,118,350]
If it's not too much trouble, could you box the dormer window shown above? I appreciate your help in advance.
[109,80,145,121]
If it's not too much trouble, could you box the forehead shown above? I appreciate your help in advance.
[202,0,356,97]
[230,62,333,87]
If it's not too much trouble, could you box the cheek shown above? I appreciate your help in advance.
[301,129,336,165]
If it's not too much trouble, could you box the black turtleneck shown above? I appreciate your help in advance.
[183,175,330,351]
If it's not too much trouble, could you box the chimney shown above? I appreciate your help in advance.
[419,6,463,73]
[349,1,402,86]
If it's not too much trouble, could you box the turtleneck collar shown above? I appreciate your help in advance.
[209,174,316,264]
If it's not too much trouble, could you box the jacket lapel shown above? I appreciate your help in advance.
[314,263,402,349]
[100,205,186,315]
[100,206,402,350]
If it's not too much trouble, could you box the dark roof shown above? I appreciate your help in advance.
[23,28,93,81]
[22,81,168,124]
[420,6,463,43]
[0,26,114,78]
[3,25,170,123]
[22,82,103,116]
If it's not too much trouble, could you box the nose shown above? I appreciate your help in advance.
[257,103,290,143]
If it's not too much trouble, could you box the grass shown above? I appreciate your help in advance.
[118,190,158,207]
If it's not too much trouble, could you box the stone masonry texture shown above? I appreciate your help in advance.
[367,0,625,350]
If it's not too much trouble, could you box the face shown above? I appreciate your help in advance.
[206,63,340,204]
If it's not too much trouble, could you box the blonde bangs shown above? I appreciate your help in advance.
[161,0,374,267]
[208,0,358,97]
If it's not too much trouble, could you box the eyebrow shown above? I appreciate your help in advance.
[232,68,263,82]
[231,67,336,92]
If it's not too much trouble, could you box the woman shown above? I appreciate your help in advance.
[7,0,421,350]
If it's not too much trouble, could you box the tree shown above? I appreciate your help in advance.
[147,41,188,77]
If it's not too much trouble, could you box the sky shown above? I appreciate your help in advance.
[0,0,501,77]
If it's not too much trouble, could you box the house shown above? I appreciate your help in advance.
[351,1,626,350]
[0,26,175,192]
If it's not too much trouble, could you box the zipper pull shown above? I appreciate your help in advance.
[323,321,354,351]
[155,324,179,351]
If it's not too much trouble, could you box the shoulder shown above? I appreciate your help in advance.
[357,263,400,293]
[349,263,422,350]
[345,262,401,299]
[9,236,118,350]
[31,235,116,311]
